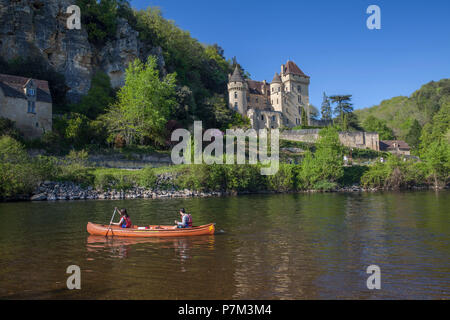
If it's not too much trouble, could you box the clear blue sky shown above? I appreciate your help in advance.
[130,0,450,110]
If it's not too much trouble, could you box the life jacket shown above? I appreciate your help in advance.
[121,216,132,228]
[187,214,192,228]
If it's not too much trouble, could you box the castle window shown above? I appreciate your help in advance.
[27,88,35,96]
[247,96,250,102]
[272,116,275,121]
[234,102,238,111]
[261,115,264,120]
[298,95,302,103]
[256,98,258,103]
[27,101,36,113]
[234,92,237,99]
[297,86,301,93]
[36,122,39,128]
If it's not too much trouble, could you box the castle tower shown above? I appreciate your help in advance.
[270,72,283,113]
[227,65,248,115]
[280,60,310,126]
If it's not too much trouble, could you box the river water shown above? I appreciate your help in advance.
[0,191,448,299]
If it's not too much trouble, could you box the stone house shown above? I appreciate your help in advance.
[380,140,411,155]
[0,74,52,139]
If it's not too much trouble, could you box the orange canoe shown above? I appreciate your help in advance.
[87,222,215,237]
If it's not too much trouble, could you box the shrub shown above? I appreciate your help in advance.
[339,165,370,186]
[139,167,157,188]
[266,163,295,192]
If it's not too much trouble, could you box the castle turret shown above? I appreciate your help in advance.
[270,72,283,113]
[227,65,248,115]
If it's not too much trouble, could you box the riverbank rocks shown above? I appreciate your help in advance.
[31,193,47,201]
[24,179,444,202]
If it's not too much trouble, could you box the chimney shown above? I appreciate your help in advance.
[281,64,284,75]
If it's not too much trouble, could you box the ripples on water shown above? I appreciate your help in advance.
[0,191,449,299]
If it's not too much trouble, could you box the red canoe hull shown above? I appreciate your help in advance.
[87,222,215,237]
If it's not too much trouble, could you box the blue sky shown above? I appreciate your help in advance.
[130,0,450,110]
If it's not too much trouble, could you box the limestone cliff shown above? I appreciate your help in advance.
[0,0,165,102]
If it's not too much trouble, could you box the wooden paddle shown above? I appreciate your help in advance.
[105,207,117,237]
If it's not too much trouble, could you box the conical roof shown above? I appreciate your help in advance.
[271,72,281,83]
[230,65,244,82]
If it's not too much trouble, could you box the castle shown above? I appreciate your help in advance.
[227,61,311,130]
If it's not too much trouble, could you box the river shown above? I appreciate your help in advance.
[0,191,449,299]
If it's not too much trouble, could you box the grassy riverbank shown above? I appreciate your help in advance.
[1,129,447,201]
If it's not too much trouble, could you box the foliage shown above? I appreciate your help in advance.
[404,119,422,150]
[355,79,450,139]
[0,117,23,141]
[361,115,395,140]
[0,136,58,198]
[72,72,115,119]
[329,95,353,129]
[339,165,370,186]
[76,0,131,44]
[133,7,233,126]
[419,100,450,187]
[103,56,177,147]
[321,92,332,120]
[298,127,344,189]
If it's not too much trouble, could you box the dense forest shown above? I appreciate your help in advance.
[355,79,450,150]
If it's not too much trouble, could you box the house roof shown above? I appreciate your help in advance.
[0,74,52,103]
[247,80,270,95]
[283,60,309,78]
[380,140,411,151]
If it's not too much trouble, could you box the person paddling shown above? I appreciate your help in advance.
[112,208,132,228]
[175,208,192,228]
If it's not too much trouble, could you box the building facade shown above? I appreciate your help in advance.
[0,74,52,139]
[380,140,411,155]
[228,61,310,129]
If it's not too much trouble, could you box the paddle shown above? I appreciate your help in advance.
[105,207,117,237]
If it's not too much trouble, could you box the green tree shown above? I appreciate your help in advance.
[321,92,332,120]
[362,115,395,140]
[329,95,353,130]
[299,127,344,189]
[419,100,450,187]
[73,72,115,119]
[405,119,422,149]
[103,56,177,146]
[76,0,123,44]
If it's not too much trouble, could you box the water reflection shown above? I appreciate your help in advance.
[86,235,216,262]
[0,191,448,299]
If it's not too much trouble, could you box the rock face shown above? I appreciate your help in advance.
[0,0,165,102]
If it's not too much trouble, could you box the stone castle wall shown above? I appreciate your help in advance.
[280,129,380,151]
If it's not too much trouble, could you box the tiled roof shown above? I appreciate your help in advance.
[0,74,52,103]
[380,140,411,151]
[247,80,270,95]
[283,61,309,78]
